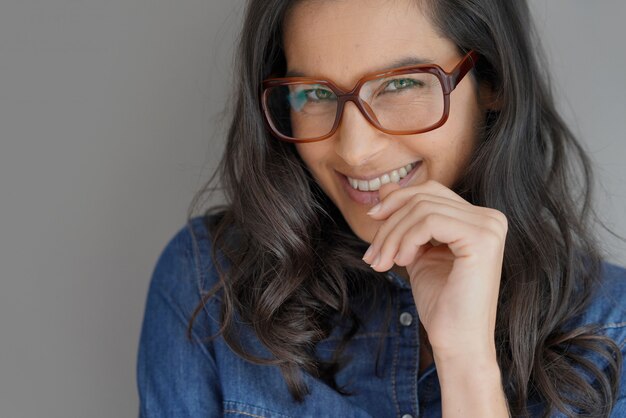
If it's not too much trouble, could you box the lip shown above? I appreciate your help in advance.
[337,160,423,205]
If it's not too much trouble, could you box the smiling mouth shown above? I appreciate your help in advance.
[346,161,421,192]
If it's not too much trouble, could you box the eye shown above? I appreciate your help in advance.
[288,85,336,111]
[303,88,336,101]
[384,78,424,92]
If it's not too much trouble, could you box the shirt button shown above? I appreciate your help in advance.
[401,414,414,418]
[399,312,413,326]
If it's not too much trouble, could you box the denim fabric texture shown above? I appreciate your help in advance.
[137,217,626,417]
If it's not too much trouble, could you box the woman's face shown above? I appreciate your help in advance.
[283,0,489,243]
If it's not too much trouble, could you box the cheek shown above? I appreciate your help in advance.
[294,143,330,182]
[416,110,481,186]
[295,143,313,168]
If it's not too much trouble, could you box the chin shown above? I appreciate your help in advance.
[322,181,380,244]
[341,208,378,244]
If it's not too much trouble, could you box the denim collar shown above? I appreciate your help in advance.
[384,270,412,290]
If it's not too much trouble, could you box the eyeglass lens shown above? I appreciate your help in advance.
[265,71,444,140]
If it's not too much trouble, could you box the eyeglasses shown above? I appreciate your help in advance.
[261,50,479,143]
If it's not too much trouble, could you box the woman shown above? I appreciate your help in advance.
[137,0,626,416]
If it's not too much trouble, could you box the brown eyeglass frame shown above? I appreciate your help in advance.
[261,50,479,143]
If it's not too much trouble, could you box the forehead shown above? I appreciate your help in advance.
[282,0,458,88]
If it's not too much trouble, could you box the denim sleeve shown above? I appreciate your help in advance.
[610,338,626,417]
[136,224,222,417]
[602,262,626,418]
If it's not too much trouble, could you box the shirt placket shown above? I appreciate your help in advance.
[388,272,421,418]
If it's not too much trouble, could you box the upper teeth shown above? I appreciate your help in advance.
[347,162,417,192]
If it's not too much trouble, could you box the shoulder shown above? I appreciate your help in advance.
[565,260,626,394]
[587,262,626,418]
[142,214,227,344]
[148,214,225,301]
[137,215,227,415]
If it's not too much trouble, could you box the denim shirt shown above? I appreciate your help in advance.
[137,217,626,417]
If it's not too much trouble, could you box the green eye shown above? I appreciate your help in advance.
[389,78,418,90]
[288,86,336,111]
[306,88,335,100]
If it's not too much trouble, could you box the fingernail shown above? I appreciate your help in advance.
[367,203,382,216]
[363,245,374,261]
[371,254,381,268]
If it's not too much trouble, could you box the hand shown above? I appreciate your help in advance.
[362,180,508,358]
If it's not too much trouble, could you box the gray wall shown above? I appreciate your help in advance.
[0,1,623,417]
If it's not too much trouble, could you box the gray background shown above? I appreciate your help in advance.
[0,1,624,417]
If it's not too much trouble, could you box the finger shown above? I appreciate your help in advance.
[370,181,508,234]
[370,203,498,270]
[391,208,484,266]
[378,182,400,201]
[371,213,504,272]
[368,179,468,219]
[363,194,483,264]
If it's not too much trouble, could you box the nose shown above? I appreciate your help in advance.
[333,101,387,167]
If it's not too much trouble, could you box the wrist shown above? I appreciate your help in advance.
[432,343,498,367]
[436,355,502,380]
[433,346,501,381]
[434,350,509,418]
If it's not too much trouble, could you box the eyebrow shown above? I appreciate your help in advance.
[285,56,434,78]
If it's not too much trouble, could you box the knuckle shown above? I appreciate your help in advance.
[500,214,509,232]
[491,208,507,221]
[411,195,432,213]
[482,208,507,231]
[477,227,503,249]
[424,179,442,190]
[484,217,503,234]
[423,212,442,227]
[410,193,426,204]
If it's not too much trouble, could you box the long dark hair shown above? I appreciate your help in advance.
[186,0,623,416]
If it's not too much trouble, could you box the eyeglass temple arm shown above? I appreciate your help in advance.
[448,50,480,91]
